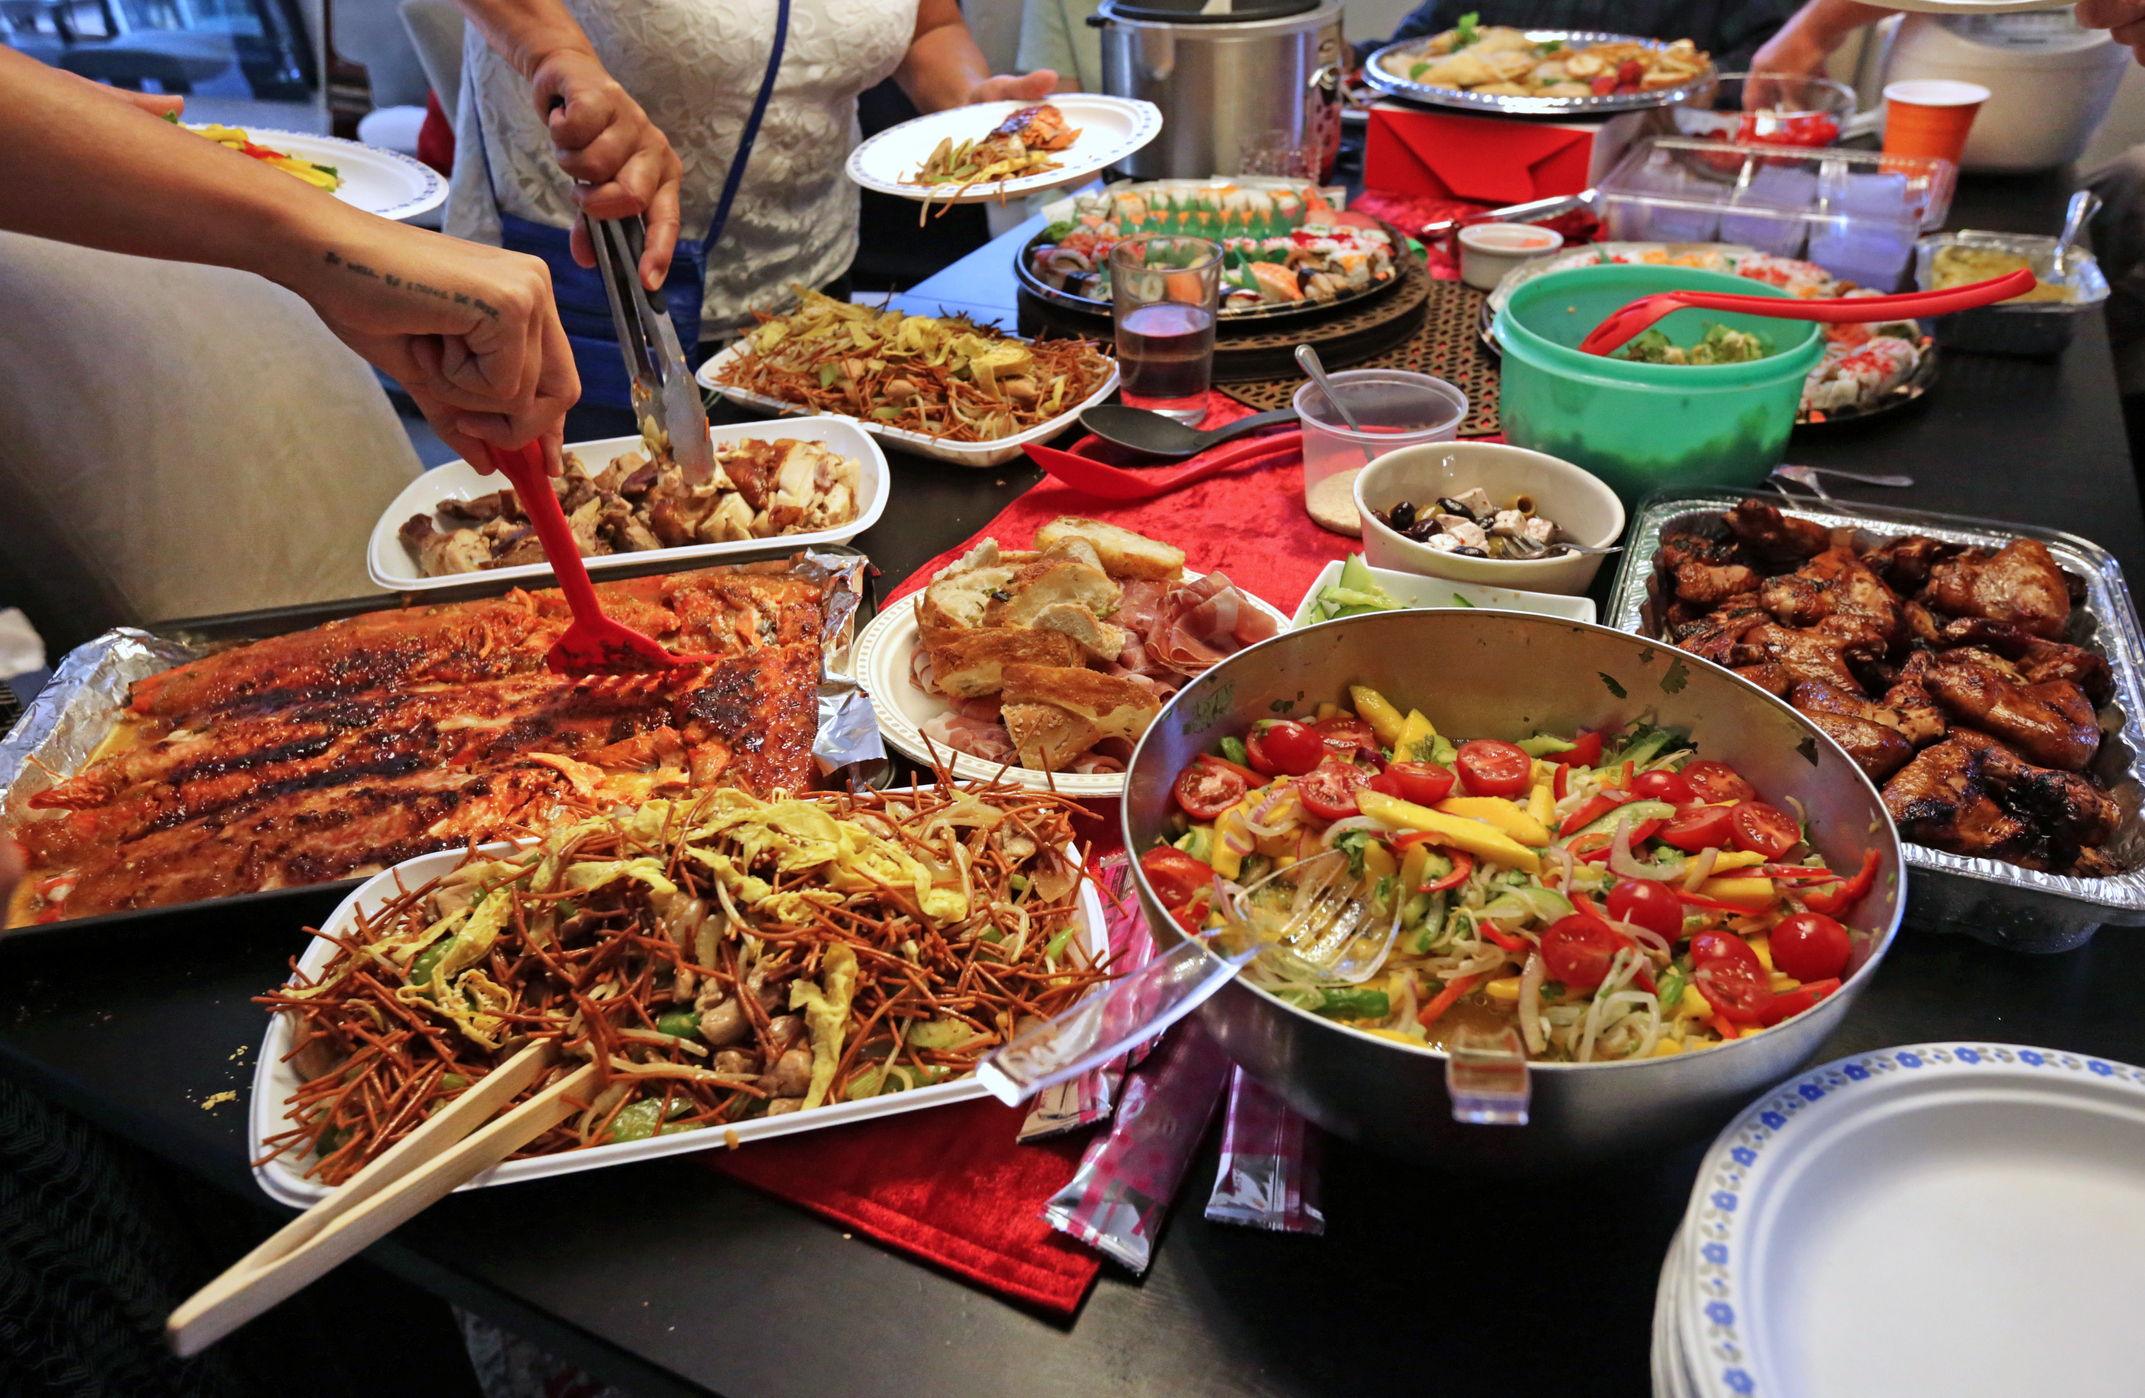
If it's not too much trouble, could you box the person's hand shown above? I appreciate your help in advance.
[529,47,682,290]
[1749,23,1833,78]
[291,218,579,475]
[966,70,1058,106]
[2078,0,2145,63]
[57,68,186,119]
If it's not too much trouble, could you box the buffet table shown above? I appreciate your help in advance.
[3,170,2142,1398]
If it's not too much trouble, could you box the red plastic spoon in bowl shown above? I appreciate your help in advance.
[484,440,714,676]
[1577,269,2037,358]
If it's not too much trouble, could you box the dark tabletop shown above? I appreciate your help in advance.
[4,169,2140,1398]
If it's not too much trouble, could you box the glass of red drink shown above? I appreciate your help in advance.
[1109,236,1222,424]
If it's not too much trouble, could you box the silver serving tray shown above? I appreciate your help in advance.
[1363,30,1716,117]
[1607,490,2145,949]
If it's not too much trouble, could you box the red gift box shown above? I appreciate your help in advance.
[1365,105,1599,206]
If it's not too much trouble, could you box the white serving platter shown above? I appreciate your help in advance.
[845,95,1163,206]
[366,417,888,591]
[695,341,1119,470]
[850,576,1290,798]
[1680,1042,2145,1398]
[193,125,446,222]
[250,831,1107,1208]
[1290,558,1598,629]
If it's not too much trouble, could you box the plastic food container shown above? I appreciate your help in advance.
[1293,369,1467,537]
[1457,223,1564,292]
[1493,264,1823,507]
[1596,136,1956,291]
[1915,229,2111,357]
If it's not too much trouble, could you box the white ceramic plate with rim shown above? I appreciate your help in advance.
[850,577,1291,797]
[366,416,888,591]
[845,95,1163,206]
[250,831,1107,1208]
[1291,557,1598,628]
[696,340,1119,470]
[1679,1042,2145,1398]
[193,125,446,222]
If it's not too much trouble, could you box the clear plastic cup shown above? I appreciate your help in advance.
[1294,370,1468,536]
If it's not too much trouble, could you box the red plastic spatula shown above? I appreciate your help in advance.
[1576,269,2038,358]
[484,440,715,676]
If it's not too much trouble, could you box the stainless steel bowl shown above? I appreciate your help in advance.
[1120,610,1906,1169]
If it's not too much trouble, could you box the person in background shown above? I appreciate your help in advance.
[446,0,1057,364]
[1361,1,1809,70]
[1019,0,1101,94]
[0,47,576,475]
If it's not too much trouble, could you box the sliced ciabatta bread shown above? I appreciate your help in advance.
[928,628,1082,698]
[1001,665,1160,745]
[980,558,1120,630]
[1000,702,1100,772]
[1028,602,1129,664]
[1033,517,1185,581]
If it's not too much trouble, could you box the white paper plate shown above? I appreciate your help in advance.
[845,95,1163,205]
[850,576,1291,797]
[366,417,887,591]
[192,125,446,222]
[250,831,1107,1208]
[1290,558,1598,629]
[696,340,1119,469]
[1680,1042,2145,1398]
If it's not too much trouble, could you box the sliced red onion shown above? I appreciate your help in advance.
[1610,815,1687,882]
[1319,814,1389,849]
[1681,845,1720,891]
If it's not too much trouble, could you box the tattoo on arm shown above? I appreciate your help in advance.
[323,250,501,317]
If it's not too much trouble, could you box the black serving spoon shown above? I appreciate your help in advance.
[1079,404,1300,459]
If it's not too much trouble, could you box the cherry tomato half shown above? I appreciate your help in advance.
[1658,803,1734,852]
[1173,761,1246,820]
[1315,714,1381,762]
[1632,769,1695,805]
[1246,720,1324,777]
[1608,877,1685,941]
[1730,801,1801,859]
[1549,730,1604,768]
[1771,912,1850,982]
[1541,915,1627,991]
[1455,739,1532,798]
[1384,760,1456,807]
[1682,759,1756,805]
[1690,931,1774,1024]
[1140,847,1212,910]
[1296,756,1372,822]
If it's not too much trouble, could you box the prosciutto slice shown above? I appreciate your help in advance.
[1150,572,1278,676]
[920,710,1020,764]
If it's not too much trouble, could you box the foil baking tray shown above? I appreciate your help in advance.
[1363,30,1716,117]
[1608,490,2145,950]
[0,550,882,936]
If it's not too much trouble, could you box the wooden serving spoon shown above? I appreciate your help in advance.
[1577,269,2037,358]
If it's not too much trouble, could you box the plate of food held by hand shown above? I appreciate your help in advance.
[845,95,1163,210]
[183,120,445,221]
[851,518,1289,795]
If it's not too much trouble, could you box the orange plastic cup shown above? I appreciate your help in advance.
[1882,80,1989,165]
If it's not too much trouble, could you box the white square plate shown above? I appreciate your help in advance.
[366,417,888,591]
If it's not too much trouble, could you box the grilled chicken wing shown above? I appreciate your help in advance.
[1671,597,1773,667]
[1921,651,2100,772]
[1758,544,1903,642]
[1938,617,2114,704]
[1919,539,2071,639]
[1727,615,1888,691]
[1863,534,1959,594]
[1789,680,1920,779]
[1878,653,1949,747]
[1881,738,2041,865]
[1724,498,1830,564]
[1949,728,2120,848]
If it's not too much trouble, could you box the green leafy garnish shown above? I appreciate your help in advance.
[1454,11,1481,47]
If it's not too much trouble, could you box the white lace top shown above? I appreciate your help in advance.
[446,0,916,340]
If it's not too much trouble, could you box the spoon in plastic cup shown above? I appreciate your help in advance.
[1295,343,1376,465]
[1577,269,2037,358]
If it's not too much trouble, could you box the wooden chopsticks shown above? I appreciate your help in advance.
[166,1040,597,1357]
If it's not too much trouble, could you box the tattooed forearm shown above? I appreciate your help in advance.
[323,250,501,317]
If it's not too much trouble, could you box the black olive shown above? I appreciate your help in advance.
[1388,500,1416,532]
[1405,521,1439,543]
[1437,496,1476,522]
[1453,546,1489,558]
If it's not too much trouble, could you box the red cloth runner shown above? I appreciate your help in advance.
[701,1098,1103,1313]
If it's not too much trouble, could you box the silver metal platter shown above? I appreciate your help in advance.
[1363,30,1716,117]
[1608,491,2145,947]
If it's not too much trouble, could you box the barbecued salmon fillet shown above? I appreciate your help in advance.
[7,567,828,924]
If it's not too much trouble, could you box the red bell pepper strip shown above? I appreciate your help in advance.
[1757,977,1841,1027]
[1800,849,1880,916]
[1761,865,1851,883]
[1553,764,1570,802]
[1478,922,1530,953]
[1195,751,1265,787]
[1577,819,1664,862]
[1558,791,1633,838]
[1548,730,1604,768]
[1418,972,1482,1027]
[1418,849,1474,893]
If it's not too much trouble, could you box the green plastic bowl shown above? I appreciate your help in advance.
[1493,265,1824,506]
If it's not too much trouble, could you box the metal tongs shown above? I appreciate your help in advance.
[587,215,716,487]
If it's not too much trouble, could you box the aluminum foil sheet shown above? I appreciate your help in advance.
[1607,491,2145,949]
[0,553,886,925]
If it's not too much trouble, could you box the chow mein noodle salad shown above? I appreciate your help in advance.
[1144,687,1881,1062]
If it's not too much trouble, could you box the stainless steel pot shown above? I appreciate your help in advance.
[1120,611,1907,1170]
[1093,0,1344,181]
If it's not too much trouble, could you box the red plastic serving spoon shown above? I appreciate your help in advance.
[1024,430,1303,501]
[484,440,715,676]
[1577,268,2037,358]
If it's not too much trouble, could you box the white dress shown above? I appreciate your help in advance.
[447,0,917,340]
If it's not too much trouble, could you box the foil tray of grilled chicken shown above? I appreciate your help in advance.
[1609,491,2145,950]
